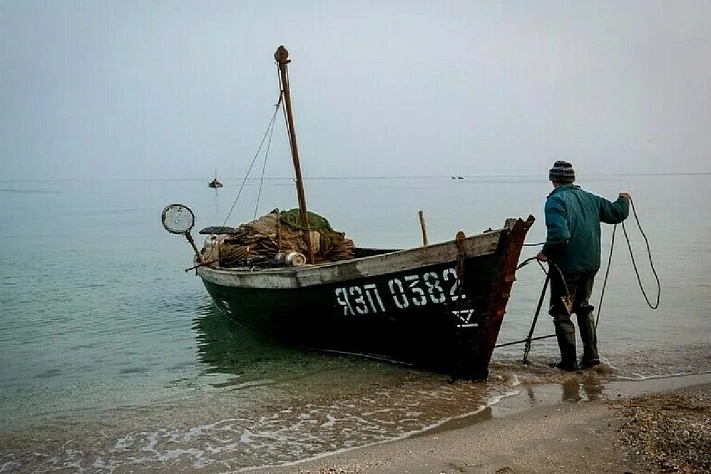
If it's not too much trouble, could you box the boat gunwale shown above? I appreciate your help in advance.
[196,227,505,289]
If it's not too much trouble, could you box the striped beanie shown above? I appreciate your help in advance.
[549,160,575,183]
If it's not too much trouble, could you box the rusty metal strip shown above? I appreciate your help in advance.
[475,215,535,379]
[454,230,466,295]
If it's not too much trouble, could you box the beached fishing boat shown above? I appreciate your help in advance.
[162,46,534,380]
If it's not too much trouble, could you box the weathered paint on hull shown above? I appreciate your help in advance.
[202,254,497,375]
[198,217,534,379]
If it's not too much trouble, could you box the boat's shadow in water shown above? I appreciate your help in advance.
[191,302,387,383]
[192,303,301,374]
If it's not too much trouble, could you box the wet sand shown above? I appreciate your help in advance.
[246,373,711,474]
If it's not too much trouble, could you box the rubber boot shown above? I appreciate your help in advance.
[553,315,578,372]
[577,307,600,368]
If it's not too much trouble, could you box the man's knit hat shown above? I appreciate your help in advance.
[549,160,575,183]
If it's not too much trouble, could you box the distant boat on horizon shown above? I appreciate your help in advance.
[209,171,223,188]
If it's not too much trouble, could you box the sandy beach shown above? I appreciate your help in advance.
[246,374,711,474]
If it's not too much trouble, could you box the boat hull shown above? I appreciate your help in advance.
[197,216,534,379]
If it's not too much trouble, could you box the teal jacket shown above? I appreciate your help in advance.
[542,184,629,273]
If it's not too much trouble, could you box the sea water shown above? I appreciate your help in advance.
[0,174,709,472]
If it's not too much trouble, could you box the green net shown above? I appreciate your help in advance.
[279,209,333,232]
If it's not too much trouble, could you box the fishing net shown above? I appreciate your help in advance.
[279,208,333,232]
[161,204,195,234]
[215,209,354,267]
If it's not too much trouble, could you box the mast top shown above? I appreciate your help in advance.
[274,45,290,65]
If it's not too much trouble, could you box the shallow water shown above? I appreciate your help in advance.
[0,174,709,472]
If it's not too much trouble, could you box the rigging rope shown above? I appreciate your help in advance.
[253,105,277,220]
[222,96,282,227]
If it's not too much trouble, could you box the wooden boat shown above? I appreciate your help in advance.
[163,46,533,380]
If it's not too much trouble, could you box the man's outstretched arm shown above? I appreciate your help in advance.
[600,192,630,224]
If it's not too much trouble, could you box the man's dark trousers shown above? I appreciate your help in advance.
[548,268,599,371]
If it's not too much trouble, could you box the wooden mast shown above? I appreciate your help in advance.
[274,45,315,264]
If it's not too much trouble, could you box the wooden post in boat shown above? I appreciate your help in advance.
[418,210,428,246]
[274,45,315,264]
[185,230,204,264]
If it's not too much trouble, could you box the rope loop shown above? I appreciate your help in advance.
[597,197,661,325]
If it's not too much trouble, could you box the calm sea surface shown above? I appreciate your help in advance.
[1,174,709,472]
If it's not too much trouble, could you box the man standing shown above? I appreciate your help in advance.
[536,160,630,371]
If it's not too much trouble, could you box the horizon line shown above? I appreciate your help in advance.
[1,171,711,183]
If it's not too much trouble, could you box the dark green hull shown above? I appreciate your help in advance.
[198,217,534,379]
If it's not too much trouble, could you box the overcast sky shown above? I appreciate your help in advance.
[1,1,709,180]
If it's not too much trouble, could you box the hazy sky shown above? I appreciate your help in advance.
[1,1,709,180]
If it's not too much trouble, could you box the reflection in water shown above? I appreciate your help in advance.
[516,365,610,407]
[561,378,583,402]
[580,373,604,401]
[192,303,304,380]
